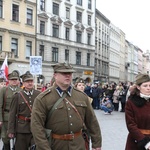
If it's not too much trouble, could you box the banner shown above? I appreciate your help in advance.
[30,56,42,75]
[0,56,8,81]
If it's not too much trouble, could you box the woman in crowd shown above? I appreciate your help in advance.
[113,86,120,111]
[125,74,150,150]
[74,78,93,104]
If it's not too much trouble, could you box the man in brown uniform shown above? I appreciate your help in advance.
[8,71,41,150]
[0,71,21,150]
[31,63,102,150]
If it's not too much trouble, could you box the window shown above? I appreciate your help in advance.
[65,28,69,40]
[53,2,59,15]
[76,11,82,23]
[53,24,59,38]
[88,15,91,26]
[65,49,69,62]
[76,31,82,43]
[77,0,82,6]
[52,47,58,62]
[40,21,45,35]
[76,51,81,65]
[40,0,45,11]
[87,33,91,45]
[27,8,33,25]
[88,0,91,9]
[11,38,18,57]
[66,7,70,19]
[87,53,90,66]
[0,0,3,18]
[0,36,2,51]
[26,41,32,59]
[39,45,44,60]
[12,4,19,22]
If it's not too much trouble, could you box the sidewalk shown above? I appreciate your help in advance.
[94,109,128,150]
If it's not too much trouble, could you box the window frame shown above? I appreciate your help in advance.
[11,38,18,58]
[65,27,70,40]
[76,11,82,23]
[12,4,19,22]
[40,0,45,11]
[87,53,90,66]
[76,51,81,65]
[52,47,58,62]
[40,21,45,35]
[65,49,69,62]
[27,8,33,25]
[77,0,82,6]
[53,2,59,15]
[53,24,59,38]
[76,30,82,43]
[0,0,3,18]
[0,35,2,51]
[26,41,32,59]
[39,45,44,61]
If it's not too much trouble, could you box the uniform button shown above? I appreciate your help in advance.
[30,105,32,107]
[81,104,83,106]
[29,97,31,98]
[70,131,73,133]
[68,108,70,110]
[30,101,32,103]
[69,115,72,118]
[66,102,68,104]
[70,123,73,126]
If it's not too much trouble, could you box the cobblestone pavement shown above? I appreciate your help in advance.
[94,109,128,150]
[0,108,128,150]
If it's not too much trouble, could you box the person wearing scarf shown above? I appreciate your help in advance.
[125,74,150,150]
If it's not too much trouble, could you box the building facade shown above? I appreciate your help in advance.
[109,23,120,83]
[0,0,37,75]
[95,9,110,83]
[37,0,96,83]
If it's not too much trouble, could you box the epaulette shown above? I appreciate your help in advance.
[39,87,52,99]
[73,87,87,96]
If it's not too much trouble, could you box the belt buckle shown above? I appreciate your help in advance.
[25,117,28,121]
[70,133,74,140]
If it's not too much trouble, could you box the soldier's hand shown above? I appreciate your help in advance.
[8,133,14,138]
[0,121,3,128]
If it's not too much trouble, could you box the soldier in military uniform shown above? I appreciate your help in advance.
[7,71,41,150]
[31,63,102,150]
[0,71,22,150]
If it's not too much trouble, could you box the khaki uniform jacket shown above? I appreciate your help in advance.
[0,85,22,122]
[31,85,102,150]
[8,89,40,134]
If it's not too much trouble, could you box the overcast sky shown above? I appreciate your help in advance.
[96,0,150,52]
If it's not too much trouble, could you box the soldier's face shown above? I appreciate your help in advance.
[9,79,19,86]
[54,72,72,86]
[23,80,34,90]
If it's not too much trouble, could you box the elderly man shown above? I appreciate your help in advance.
[8,71,40,150]
[0,71,22,150]
[31,62,102,150]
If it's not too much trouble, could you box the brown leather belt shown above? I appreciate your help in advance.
[52,130,82,140]
[139,129,150,135]
[18,115,31,122]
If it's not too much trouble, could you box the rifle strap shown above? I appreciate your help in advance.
[20,92,32,112]
[47,93,67,121]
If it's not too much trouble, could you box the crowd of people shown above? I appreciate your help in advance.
[0,62,150,150]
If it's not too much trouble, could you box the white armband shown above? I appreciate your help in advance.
[145,141,150,149]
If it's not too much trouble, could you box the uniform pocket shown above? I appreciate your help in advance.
[74,101,87,108]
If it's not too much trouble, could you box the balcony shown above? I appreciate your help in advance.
[0,51,15,64]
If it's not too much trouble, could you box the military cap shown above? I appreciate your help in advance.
[135,73,150,85]
[8,71,19,80]
[51,62,75,73]
[75,78,85,84]
[21,71,34,82]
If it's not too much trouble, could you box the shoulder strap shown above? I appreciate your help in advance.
[47,93,67,121]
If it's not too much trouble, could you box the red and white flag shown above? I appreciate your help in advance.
[0,56,8,81]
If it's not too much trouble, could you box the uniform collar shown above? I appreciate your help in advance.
[56,85,73,97]
[23,89,34,95]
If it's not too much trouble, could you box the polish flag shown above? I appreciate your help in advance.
[0,56,8,81]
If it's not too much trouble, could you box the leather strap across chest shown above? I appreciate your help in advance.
[20,92,32,112]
